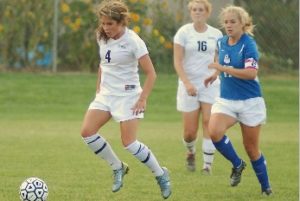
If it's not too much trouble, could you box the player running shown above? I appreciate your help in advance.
[204,5,272,195]
[80,0,171,199]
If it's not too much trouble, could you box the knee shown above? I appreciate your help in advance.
[208,125,225,142]
[243,143,260,160]
[184,128,198,141]
[80,127,94,138]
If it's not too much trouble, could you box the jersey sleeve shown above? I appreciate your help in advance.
[173,26,186,46]
[133,35,149,59]
[244,38,259,69]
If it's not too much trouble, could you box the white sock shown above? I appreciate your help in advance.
[183,139,197,154]
[126,140,164,177]
[83,134,122,170]
[202,138,216,169]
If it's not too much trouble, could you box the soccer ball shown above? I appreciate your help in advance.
[19,177,48,201]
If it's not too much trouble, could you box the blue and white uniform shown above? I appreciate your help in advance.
[212,34,266,126]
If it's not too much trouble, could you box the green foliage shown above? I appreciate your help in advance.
[0,0,298,73]
[0,0,53,68]
[235,0,299,71]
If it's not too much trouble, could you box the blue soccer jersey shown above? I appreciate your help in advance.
[217,34,262,100]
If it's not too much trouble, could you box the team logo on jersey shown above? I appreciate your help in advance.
[119,44,127,49]
[125,85,136,91]
[224,54,230,64]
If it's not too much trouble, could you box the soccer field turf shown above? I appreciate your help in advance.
[0,73,298,201]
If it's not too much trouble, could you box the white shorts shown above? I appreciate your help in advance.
[211,97,267,127]
[88,93,143,122]
[176,81,219,112]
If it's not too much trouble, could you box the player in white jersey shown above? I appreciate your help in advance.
[205,6,272,195]
[173,0,222,174]
[80,0,171,199]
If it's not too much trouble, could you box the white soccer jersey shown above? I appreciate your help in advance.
[174,23,223,82]
[98,28,148,96]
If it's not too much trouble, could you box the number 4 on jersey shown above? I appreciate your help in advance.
[105,50,111,63]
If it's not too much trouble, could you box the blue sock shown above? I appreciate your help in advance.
[251,154,270,190]
[213,135,241,168]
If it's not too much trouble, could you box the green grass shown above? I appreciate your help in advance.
[0,72,298,201]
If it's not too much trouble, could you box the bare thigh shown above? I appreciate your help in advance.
[209,113,236,142]
[81,109,111,137]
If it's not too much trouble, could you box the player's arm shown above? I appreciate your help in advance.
[132,54,156,114]
[173,43,197,96]
[96,63,101,94]
[204,50,220,87]
[208,60,257,80]
[173,44,189,84]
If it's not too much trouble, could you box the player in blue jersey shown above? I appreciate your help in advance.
[204,6,272,195]
[80,0,171,199]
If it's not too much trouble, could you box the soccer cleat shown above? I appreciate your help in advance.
[156,167,172,199]
[186,152,196,171]
[262,188,273,196]
[112,163,129,192]
[230,160,246,186]
[201,166,212,175]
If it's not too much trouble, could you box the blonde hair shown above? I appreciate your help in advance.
[95,0,130,41]
[188,0,212,15]
[219,5,254,36]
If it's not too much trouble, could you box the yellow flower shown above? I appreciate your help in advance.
[153,29,160,37]
[133,26,141,33]
[130,13,140,22]
[4,8,11,17]
[164,41,173,49]
[75,17,82,27]
[129,0,138,3]
[27,11,35,19]
[61,2,70,13]
[69,22,80,32]
[161,2,168,9]
[140,0,146,3]
[43,32,49,39]
[143,18,152,26]
[0,24,4,33]
[63,16,71,25]
[159,36,165,44]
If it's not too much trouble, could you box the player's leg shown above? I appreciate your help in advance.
[240,124,272,195]
[177,82,201,171]
[182,110,200,171]
[239,97,271,195]
[209,113,246,186]
[121,119,171,199]
[81,109,125,192]
[200,102,215,174]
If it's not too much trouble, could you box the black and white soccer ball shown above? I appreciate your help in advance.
[19,177,48,201]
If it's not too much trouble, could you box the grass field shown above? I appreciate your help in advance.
[0,72,298,201]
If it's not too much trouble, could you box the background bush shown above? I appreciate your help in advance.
[0,0,298,73]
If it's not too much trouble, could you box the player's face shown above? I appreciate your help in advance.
[223,12,244,38]
[190,3,208,24]
[101,16,124,39]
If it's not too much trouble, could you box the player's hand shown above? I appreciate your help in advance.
[208,62,222,71]
[204,75,217,87]
[184,82,197,96]
[132,98,146,115]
